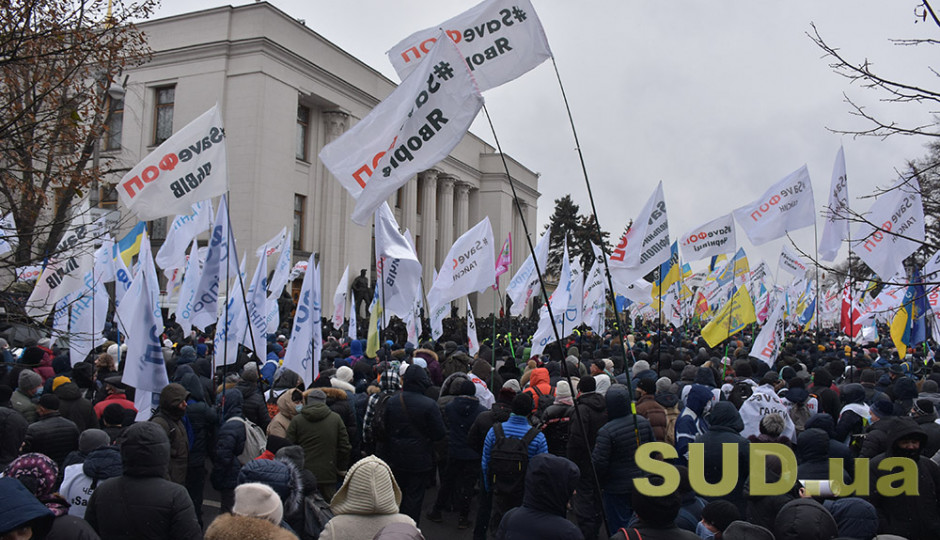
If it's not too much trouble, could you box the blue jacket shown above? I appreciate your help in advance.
[211,389,247,490]
[482,414,548,491]
[444,395,486,461]
[675,384,711,465]
[591,384,654,494]
[496,453,583,540]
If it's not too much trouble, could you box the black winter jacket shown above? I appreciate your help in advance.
[24,412,79,467]
[0,405,27,469]
[496,453,583,540]
[468,401,511,455]
[443,395,486,461]
[55,382,99,432]
[235,379,270,431]
[85,422,202,540]
[176,367,217,469]
[695,402,749,511]
[211,389,247,490]
[377,365,445,472]
[540,402,573,457]
[566,391,607,473]
[591,385,653,494]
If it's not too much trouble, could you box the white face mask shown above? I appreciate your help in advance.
[295,404,303,412]
[696,521,716,540]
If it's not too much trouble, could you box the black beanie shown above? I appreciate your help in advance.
[702,500,741,531]
[578,376,596,394]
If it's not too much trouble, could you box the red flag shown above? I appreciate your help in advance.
[840,280,860,337]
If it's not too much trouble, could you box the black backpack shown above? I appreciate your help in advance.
[369,392,393,443]
[489,423,539,496]
[728,380,753,409]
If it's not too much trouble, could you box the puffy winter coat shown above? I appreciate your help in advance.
[822,497,878,540]
[55,382,99,432]
[205,513,297,540]
[635,393,668,442]
[675,384,711,465]
[0,405,27,469]
[149,383,190,484]
[496,453,583,540]
[85,422,202,540]
[467,401,512,455]
[443,394,486,461]
[591,384,654,494]
[772,499,839,540]
[287,400,351,485]
[323,387,361,460]
[796,428,849,483]
[320,456,416,540]
[377,365,445,473]
[566,391,607,473]
[268,389,301,439]
[695,401,749,511]
[24,412,79,467]
[236,379,271,431]
[523,368,553,413]
[176,367,216,469]
[540,401,573,457]
[61,445,122,518]
[211,389,247,491]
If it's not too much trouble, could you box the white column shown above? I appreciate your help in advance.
[320,111,349,293]
[437,175,455,259]
[401,178,418,237]
[419,170,438,286]
[455,182,471,237]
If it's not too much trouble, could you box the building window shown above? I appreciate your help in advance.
[293,194,305,250]
[149,217,167,241]
[296,105,310,161]
[104,96,123,151]
[153,86,175,145]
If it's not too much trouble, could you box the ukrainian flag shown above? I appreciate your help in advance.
[652,242,680,299]
[366,287,383,358]
[112,221,147,267]
[701,285,756,347]
[891,270,928,359]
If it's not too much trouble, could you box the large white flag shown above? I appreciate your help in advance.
[118,105,227,221]
[154,200,212,270]
[531,242,572,357]
[615,278,653,305]
[779,244,809,277]
[819,147,849,261]
[427,217,495,309]
[116,246,167,396]
[242,255,269,359]
[283,254,320,386]
[256,227,287,259]
[265,230,294,334]
[333,266,349,330]
[320,32,483,225]
[375,203,422,322]
[609,182,670,289]
[506,229,549,316]
[562,254,584,332]
[852,177,925,280]
[0,212,16,256]
[582,244,608,334]
[387,0,552,92]
[733,165,816,246]
[25,201,95,318]
[429,269,448,341]
[467,299,480,356]
[215,256,246,366]
[679,214,735,262]
[190,195,238,331]
[175,240,203,336]
[68,270,108,366]
[751,298,785,368]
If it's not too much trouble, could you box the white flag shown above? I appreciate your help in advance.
[506,229,549,316]
[175,240,203,336]
[427,217,495,310]
[467,299,480,356]
[242,255,269,359]
[429,269,448,341]
[609,182,671,289]
[25,200,95,318]
[531,241,572,357]
[375,203,422,322]
[118,105,227,221]
[925,246,940,279]
[333,266,349,330]
[283,254,320,386]
[679,214,735,262]
[387,0,552,92]
[268,230,293,296]
[15,265,43,282]
[116,251,167,395]
[852,177,925,280]
[751,298,785,368]
[778,244,809,277]
[215,256,247,367]
[190,195,238,331]
[154,200,212,270]
[288,260,308,282]
[256,226,287,259]
[582,246,608,334]
[348,295,358,341]
[819,147,849,261]
[320,32,483,225]
[615,278,653,305]
[0,212,16,256]
[733,165,816,246]
[68,270,108,366]
[562,254,584,332]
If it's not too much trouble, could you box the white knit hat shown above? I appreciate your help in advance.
[335,365,354,383]
[555,380,572,401]
[233,482,283,524]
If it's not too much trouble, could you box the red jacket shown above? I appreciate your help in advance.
[93,393,138,418]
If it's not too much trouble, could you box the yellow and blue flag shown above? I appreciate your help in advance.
[891,270,928,359]
[701,285,756,347]
[652,242,680,298]
[112,221,147,267]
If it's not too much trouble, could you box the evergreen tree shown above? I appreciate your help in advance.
[543,195,580,275]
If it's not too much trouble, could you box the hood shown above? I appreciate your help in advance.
[577,391,607,412]
[237,458,304,515]
[193,357,212,379]
[695,367,718,387]
[440,372,471,397]
[706,401,744,433]
[796,428,830,462]
[822,498,878,540]
[0,477,53,536]
[450,394,480,417]
[654,392,679,409]
[159,383,189,419]
[773,499,838,540]
[322,387,349,402]
[529,367,550,388]
[177,370,206,403]
[330,455,402,515]
[219,388,244,421]
[803,413,836,438]
[472,359,492,380]
[605,384,633,419]
[893,377,918,401]
[378,369,401,393]
[82,446,122,480]
[372,522,425,540]
[300,401,333,422]
[521,453,579,516]
[840,383,865,405]
[53,381,82,401]
[276,390,300,419]
[120,422,170,477]
[402,364,431,393]
[680,364,698,382]
[5,453,58,499]
[236,379,259,399]
[71,362,94,388]
[886,417,928,458]
[685,384,713,416]
[349,339,364,357]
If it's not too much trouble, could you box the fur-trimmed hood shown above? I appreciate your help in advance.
[205,513,297,540]
[331,378,356,393]
[322,387,349,401]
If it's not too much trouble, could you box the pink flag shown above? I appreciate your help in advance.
[493,233,512,289]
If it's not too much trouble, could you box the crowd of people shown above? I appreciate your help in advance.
[0,313,938,540]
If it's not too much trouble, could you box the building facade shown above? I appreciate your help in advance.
[100,2,539,317]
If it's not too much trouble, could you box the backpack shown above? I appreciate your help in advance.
[227,416,267,465]
[789,401,812,434]
[728,380,753,409]
[489,422,539,496]
[301,492,335,540]
[531,386,555,421]
[369,392,393,443]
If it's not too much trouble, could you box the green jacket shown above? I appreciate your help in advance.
[287,401,351,485]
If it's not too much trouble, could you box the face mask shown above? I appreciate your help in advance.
[34,386,44,398]
[696,521,716,540]
[295,404,303,413]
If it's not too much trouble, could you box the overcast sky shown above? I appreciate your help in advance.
[152,0,938,278]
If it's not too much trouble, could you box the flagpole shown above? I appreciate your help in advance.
[492,285,498,390]
[224,197,260,364]
[812,221,822,344]
[656,266,663,368]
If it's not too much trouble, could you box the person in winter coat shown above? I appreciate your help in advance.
[193,357,216,405]
[522,367,552,414]
[591,383,654,531]
[772,499,839,540]
[869,418,940,540]
[4,452,100,540]
[375,365,445,525]
[268,388,304,439]
[54,378,99,432]
[634,378,667,442]
[206,482,297,540]
[85,422,202,540]
[320,455,417,540]
[834,382,869,445]
[321,384,361,462]
[237,363,271,431]
[910,398,940,457]
[212,388,248,513]
[0,385,27,470]
[809,367,841,420]
[414,349,442,387]
[0,476,54,539]
[803,414,854,478]
[287,389,351,501]
[467,387,514,540]
[796,428,850,483]
[566,376,608,540]
[426,378,485,528]
[60,434,122,519]
[149,382,190,485]
[822,497,878,540]
[695,401,749,513]
[675,384,712,466]
[495,453,582,540]
[92,376,137,419]
[609,491,700,540]
[362,368,401,452]
[175,366,217,527]
[237,459,304,532]
[23,394,79,467]
[540,379,574,456]
[859,399,902,458]
[12,369,41,423]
